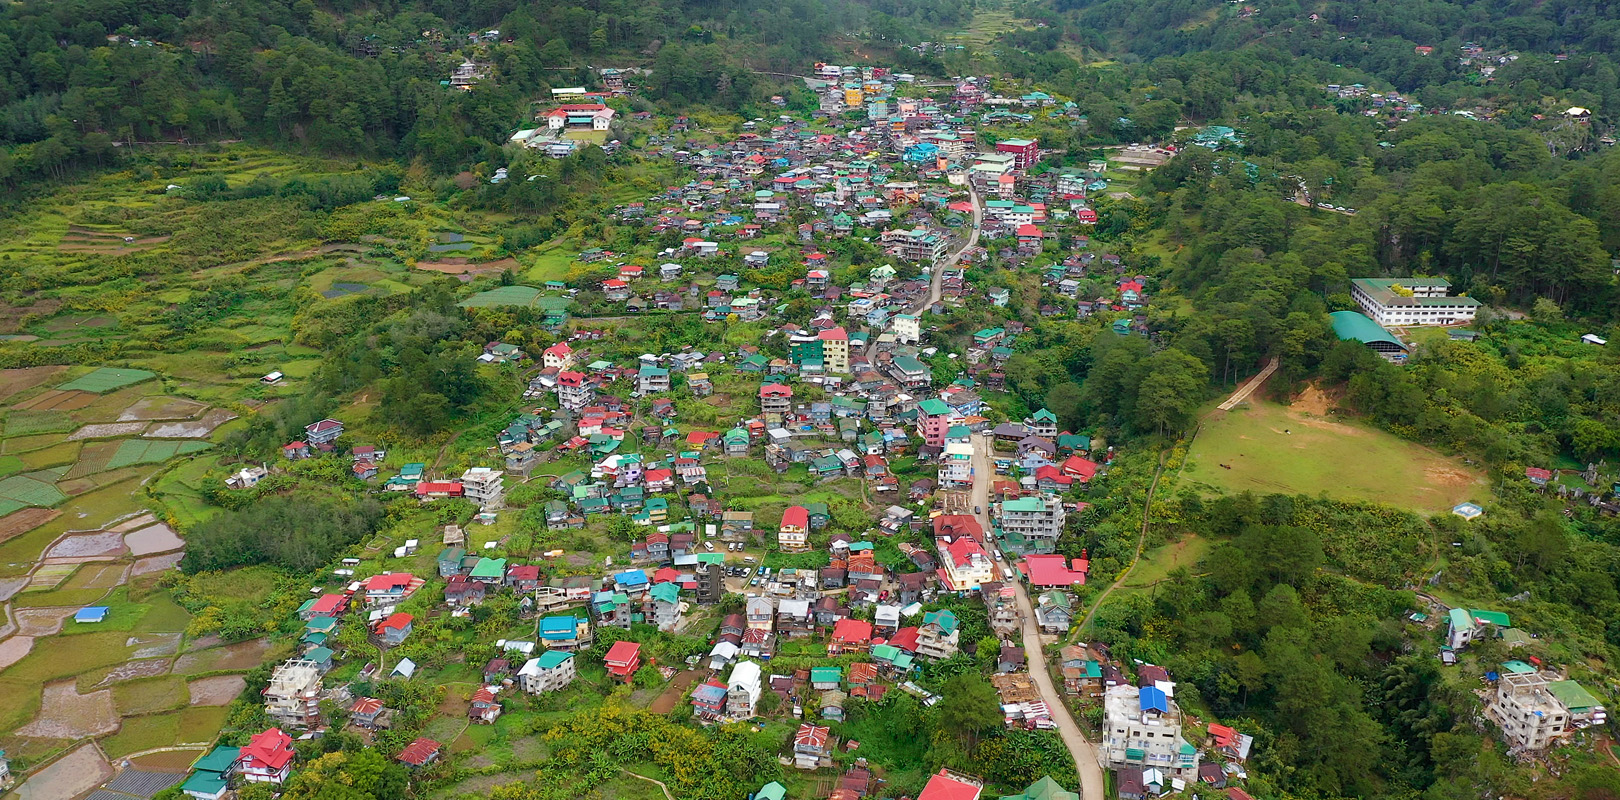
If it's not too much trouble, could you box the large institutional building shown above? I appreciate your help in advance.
[1350,278,1479,327]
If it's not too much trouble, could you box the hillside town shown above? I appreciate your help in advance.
[110,57,1599,800]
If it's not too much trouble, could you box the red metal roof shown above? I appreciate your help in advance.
[397,737,441,766]
[918,770,982,800]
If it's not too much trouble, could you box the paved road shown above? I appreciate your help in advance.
[864,185,982,360]
[970,438,1106,800]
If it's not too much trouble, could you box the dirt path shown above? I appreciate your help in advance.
[970,439,1105,800]
[620,769,676,800]
[1217,356,1278,411]
[1076,449,1169,635]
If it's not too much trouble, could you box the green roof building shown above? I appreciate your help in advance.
[1000,776,1079,800]
[1329,310,1407,354]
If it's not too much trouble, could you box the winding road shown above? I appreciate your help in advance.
[863,185,982,360]
[970,438,1106,800]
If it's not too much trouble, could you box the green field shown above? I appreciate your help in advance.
[58,368,157,394]
[1180,398,1486,514]
[460,285,543,308]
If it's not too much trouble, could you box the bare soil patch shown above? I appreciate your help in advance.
[15,606,78,636]
[0,575,28,601]
[125,523,184,556]
[12,742,112,800]
[131,749,206,771]
[91,658,171,687]
[119,397,208,422]
[16,680,120,738]
[45,530,127,559]
[0,507,59,545]
[129,633,183,660]
[0,634,35,670]
[131,553,184,576]
[187,674,247,706]
[1288,383,1334,416]
[648,669,704,713]
[172,639,271,674]
[145,409,236,438]
[0,367,68,401]
[70,422,150,440]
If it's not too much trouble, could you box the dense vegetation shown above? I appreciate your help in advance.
[181,493,385,572]
[1093,491,1620,799]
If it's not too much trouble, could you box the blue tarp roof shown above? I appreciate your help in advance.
[1140,686,1169,713]
[75,606,109,623]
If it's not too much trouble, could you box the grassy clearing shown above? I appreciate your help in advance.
[1120,534,1211,587]
[1180,397,1486,514]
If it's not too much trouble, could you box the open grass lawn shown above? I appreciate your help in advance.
[1180,396,1486,514]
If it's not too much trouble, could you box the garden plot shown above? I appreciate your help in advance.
[104,439,211,470]
[57,367,156,394]
[186,675,246,706]
[11,389,99,412]
[0,367,67,401]
[0,508,59,546]
[0,471,69,508]
[15,680,120,738]
[144,409,235,439]
[125,523,183,556]
[26,563,79,589]
[459,285,542,308]
[70,422,150,441]
[11,742,113,800]
[118,396,208,422]
[4,409,78,436]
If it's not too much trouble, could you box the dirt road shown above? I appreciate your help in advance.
[971,438,1105,799]
[1216,356,1279,411]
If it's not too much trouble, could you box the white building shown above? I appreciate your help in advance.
[1101,684,1199,777]
[998,495,1066,555]
[517,651,576,693]
[941,440,975,487]
[460,467,505,510]
[893,313,920,345]
[1350,277,1479,327]
[727,660,764,718]
[936,533,996,592]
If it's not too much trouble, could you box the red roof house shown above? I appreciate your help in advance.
[604,641,642,682]
[918,770,983,800]
[397,737,442,768]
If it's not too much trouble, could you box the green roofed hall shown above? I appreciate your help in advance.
[1329,311,1407,354]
